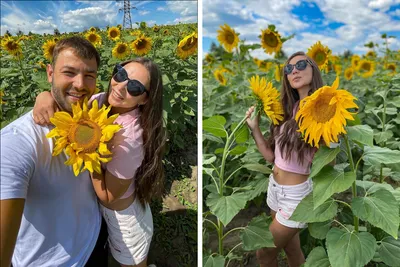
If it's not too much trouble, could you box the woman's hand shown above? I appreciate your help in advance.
[246,106,260,131]
[33,91,59,126]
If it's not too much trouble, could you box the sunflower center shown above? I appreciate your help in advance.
[6,41,18,50]
[68,119,102,153]
[110,30,118,38]
[217,73,224,82]
[89,34,97,42]
[181,37,197,51]
[311,95,336,123]
[314,51,326,65]
[136,39,146,49]
[117,44,127,53]
[263,33,278,47]
[225,32,235,44]
[361,63,371,71]
[353,59,359,66]
[388,65,395,71]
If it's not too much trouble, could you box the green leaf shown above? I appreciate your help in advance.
[229,145,247,155]
[290,194,338,223]
[231,122,249,144]
[215,148,224,154]
[363,146,400,166]
[203,155,217,165]
[312,166,355,209]
[347,125,374,147]
[243,164,272,174]
[304,246,331,267]
[203,133,224,144]
[206,192,248,226]
[347,113,361,126]
[247,175,269,200]
[352,189,399,239]
[308,221,331,240]
[203,254,225,267]
[309,146,341,178]
[355,181,394,195]
[374,131,393,144]
[203,116,227,138]
[326,228,376,267]
[240,214,275,251]
[378,235,400,266]
[388,95,400,107]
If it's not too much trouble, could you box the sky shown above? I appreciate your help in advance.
[0,0,197,35]
[203,0,400,59]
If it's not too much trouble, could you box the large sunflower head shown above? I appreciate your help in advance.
[85,32,102,47]
[248,75,284,125]
[46,99,122,176]
[2,38,23,58]
[307,41,331,72]
[357,59,375,78]
[344,67,354,80]
[108,26,121,41]
[351,55,360,68]
[213,69,227,86]
[131,34,152,56]
[260,29,282,55]
[177,32,198,59]
[112,42,130,59]
[217,24,239,53]
[42,39,57,62]
[295,76,358,148]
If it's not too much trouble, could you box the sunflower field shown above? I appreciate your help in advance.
[1,22,198,266]
[203,24,400,267]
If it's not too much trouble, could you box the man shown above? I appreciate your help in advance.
[1,36,107,267]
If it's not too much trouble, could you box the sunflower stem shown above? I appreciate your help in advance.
[235,47,241,74]
[343,134,359,232]
[17,55,27,84]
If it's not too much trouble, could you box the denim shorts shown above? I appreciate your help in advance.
[100,198,153,265]
[267,173,312,228]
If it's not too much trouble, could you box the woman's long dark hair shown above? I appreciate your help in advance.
[107,58,166,205]
[266,51,323,164]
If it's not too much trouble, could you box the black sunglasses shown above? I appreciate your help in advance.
[112,64,149,97]
[284,59,312,75]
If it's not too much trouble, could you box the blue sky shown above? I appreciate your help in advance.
[1,0,197,35]
[203,0,400,58]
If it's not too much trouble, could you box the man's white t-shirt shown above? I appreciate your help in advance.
[0,110,101,267]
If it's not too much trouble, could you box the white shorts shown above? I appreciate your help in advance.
[100,198,153,265]
[267,173,312,229]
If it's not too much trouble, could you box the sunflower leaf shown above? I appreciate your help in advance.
[240,213,275,251]
[309,146,341,179]
[203,116,227,138]
[203,254,225,267]
[363,146,400,166]
[347,125,374,147]
[206,192,248,226]
[378,234,400,266]
[308,221,332,240]
[304,246,331,267]
[290,194,338,223]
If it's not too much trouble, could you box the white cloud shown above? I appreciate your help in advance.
[368,0,396,11]
[60,7,117,31]
[173,16,197,24]
[166,1,197,24]
[139,10,149,16]
[157,6,166,11]
[146,20,156,27]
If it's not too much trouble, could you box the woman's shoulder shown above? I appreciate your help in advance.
[89,92,107,107]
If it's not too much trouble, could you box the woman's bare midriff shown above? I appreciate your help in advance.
[273,165,309,185]
[100,193,135,211]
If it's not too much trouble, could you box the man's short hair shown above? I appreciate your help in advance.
[52,36,100,69]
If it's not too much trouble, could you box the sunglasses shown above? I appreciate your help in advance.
[284,59,312,75]
[112,64,149,97]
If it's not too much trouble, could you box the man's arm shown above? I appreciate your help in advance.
[1,199,25,267]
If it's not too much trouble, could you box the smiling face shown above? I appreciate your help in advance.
[108,62,150,113]
[286,55,313,92]
[47,48,97,113]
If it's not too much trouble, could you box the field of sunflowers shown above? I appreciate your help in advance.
[1,22,198,266]
[203,24,400,267]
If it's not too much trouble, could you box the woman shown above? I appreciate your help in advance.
[246,51,331,267]
[33,58,165,267]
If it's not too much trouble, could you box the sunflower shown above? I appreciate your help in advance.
[163,29,169,35]
[85,32,102,47]
[205,54,215,64]
[177,32,197,59]
[344,67,354,80]
[248,75,284,125]
[108,26,121,41]
[351,55,360,68]
[260,29,282,55]
[307,41,331,72]
[153,26,160,32]
[46,98,121,176]
[2,38,22,58]
[357,59,375,78]
[258,61,273,72]
[385,63,396,75]
[253,57,261,66]
[295,76,358,148]
[214,69,227,86]
[330,55,340,64]
[0,91,6,105]
[217,24,239,53]
[43,39,57,61]
[275,64,283,82]
[130,29,142,36]
[131,35,152,56]
[112,42,130,59]
[89,27,96,32]
[366,50,376,58]
[333,64,342,75]
[37,61,47,69]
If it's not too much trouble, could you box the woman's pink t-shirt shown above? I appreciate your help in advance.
[90,93,144,199]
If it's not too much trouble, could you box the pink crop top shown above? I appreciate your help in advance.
[273,101,317,175]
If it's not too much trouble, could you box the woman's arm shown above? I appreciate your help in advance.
[246,106,275,163]
[32,91,59,126]
[90,170,132,204]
